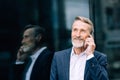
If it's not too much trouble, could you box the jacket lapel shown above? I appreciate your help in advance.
[30,48,47,79]
[84,51,96,80]
[84,61,90,80]
[63,48,72,80]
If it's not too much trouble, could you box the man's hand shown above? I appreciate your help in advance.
[84,35,96,56]
[16,46,29,62]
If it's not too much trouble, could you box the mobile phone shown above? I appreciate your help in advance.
[84,34,91,49]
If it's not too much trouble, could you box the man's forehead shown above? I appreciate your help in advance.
[72,20,90,28]
[23,28,34,35]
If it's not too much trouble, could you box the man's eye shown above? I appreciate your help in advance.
[73,28,77,31]
[23,35,29,39]
[81,30,85,33]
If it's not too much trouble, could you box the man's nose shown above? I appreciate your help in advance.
[76,31,81,37]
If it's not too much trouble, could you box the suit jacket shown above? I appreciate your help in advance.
[50,48,109,80]
[14,48,54,80]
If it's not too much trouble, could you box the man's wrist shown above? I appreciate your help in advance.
[87,54,94,60]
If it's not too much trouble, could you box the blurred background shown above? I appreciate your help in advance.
[0,0,120,80]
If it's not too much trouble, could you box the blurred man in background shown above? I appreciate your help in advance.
[14,24,54,80]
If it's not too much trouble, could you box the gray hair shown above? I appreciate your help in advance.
[74,16,94,36]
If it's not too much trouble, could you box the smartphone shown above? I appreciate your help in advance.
[84,34,91,49]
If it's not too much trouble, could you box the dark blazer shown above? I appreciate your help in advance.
[50,48,109,80]
[14,48,54,80]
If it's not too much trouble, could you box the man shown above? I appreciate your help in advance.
[50,16,109,80]
[14,24,54,80]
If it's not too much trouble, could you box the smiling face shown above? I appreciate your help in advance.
[71,20,91,48]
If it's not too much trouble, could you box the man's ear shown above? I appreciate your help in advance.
[35,34,42,42]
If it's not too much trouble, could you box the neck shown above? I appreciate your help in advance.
[73,47,85,55]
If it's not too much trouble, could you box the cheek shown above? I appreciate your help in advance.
[71,31,76,36]
[26,39,35,44]
[84,34,89,40]
[80,33,88,39]
[71,33,75,39]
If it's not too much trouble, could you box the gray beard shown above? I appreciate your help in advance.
[22,44,35,53]
[72,40,84,48]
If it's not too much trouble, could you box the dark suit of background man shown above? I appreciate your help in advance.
[50,16,109,80]
[14,25,54,80]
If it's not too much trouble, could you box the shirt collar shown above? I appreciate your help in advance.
[71,47,86,57]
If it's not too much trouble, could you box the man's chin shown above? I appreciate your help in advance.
[73,45,83,48]
[72,43,83,47]
[23,46,33,52]
[23,48,30,53]
[72,41,84,48]
[22,44,35,52]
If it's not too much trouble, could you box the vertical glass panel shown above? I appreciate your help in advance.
[65,0,89,30]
